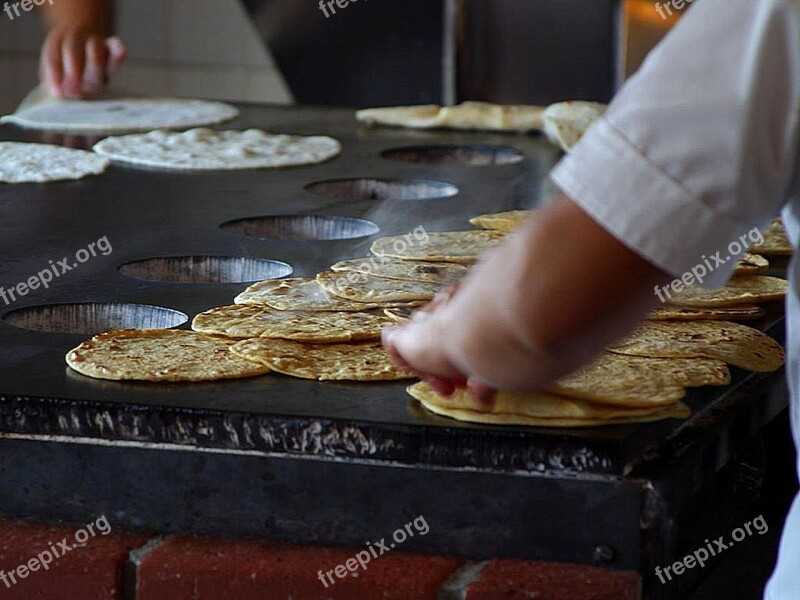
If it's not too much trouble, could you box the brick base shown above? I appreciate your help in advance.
[0,519,641,599]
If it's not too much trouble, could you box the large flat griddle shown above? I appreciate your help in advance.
[0,104,788,597]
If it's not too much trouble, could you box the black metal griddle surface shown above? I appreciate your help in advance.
[0,104,787,479]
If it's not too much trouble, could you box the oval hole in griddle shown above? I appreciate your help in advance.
[305,178,458,201]
[3,303,188,335]
[118,256,293,284]
[381,145,525,166]
[220,215,380,241]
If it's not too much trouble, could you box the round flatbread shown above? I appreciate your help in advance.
[191,304,393,342]
[330,258,468,285]
[608,321,785,372]
[408,383,690,427]
[2,97,238,133]
[542,101,606,152]
[551,353,728,407]
[316,271,441,303]
[752,219,793,256]
[356,101,545,132]
[0,142,109,183]
[667,275,787,307]
[648,304,765,321]
[65,329,269,382]
[469,210,535,232]
[231,339,414,381]
[235,278,421,311]
[370,230,504,264]
[733,253,769,274]
[93,128,341,171]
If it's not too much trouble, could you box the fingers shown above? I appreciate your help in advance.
[39,31,126,99]
[40,29,65,97]
[61,31,87,99]
[105,36,127,76]
[82,36,109,96]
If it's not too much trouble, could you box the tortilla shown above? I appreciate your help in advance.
[316,271,441,303]
[370,230,504,263]
[65,329,269,382]
[550,353,729,407]
[408,383,690,427]
[384,307,414,322]
[608,321,785,372]
[235,278,420,311]
[93,128,341,170]
[666,275,787,307]
[2,97,239,133]
[542,101,607,152]
[356,101,545,132]
[0,142,109,183]
[330,258,468,285]
[469,210,535,232]
[191,304,393,342]
[733,253,769,275]
[752,219,793,256]
[648,304,765,321]
[231,339,414,381]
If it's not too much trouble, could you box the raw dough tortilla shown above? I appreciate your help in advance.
[409,383,690,427]
[231,339,414,381]
[235,278,421,311]
[93,128,341,171]
[191,304,393,342]
[65,329,269,382]
[356,101,545,132]
[2,97,239,134]
[316,270,441,303]
[608,321,785,372]
[0,142,109,183]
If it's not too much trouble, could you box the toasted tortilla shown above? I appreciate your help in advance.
[356,101,545,132]
[316,270,441,303]
[667,275,787,307]
[330,258,468,285]
[542,101,607,152]
[231,339,414,381]
[608,321,785,372]
[370,230,503,264]
[65,329,269,382]
[469,210,536,232]
[191,304,393,342]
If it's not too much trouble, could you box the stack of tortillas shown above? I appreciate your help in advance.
[64,209,787,432]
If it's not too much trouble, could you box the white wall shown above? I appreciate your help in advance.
[0,0,293,115]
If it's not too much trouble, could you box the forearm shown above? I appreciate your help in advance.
[41,0,113,34]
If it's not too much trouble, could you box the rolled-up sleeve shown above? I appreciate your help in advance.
[551,0,800,288]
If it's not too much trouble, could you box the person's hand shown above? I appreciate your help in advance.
[40,28,126,99]
[383,196,670,404]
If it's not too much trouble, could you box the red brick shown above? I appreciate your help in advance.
[466,560,641,600]
[137,535,464,600]
[0,518,150,600]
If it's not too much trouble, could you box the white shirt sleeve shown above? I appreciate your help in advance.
[550,0,800,288]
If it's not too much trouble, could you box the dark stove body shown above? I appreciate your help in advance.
[0,104,788,599]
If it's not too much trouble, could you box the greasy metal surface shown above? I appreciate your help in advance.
[0,103,787,479]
